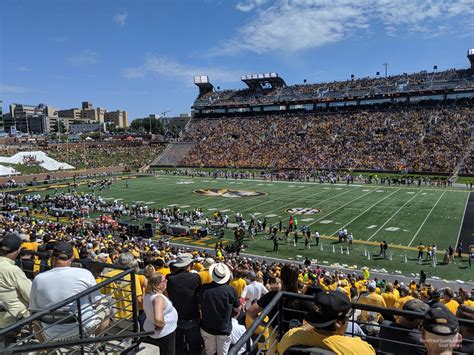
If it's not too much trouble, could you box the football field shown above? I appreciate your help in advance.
[44,174,473,282]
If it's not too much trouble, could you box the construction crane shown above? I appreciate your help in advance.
[161,109,172,117]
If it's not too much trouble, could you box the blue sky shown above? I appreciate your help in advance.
[1,0,473,121]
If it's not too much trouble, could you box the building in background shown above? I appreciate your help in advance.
[3,103,104,135]
[68,122,107,134]
[160,113,190,135]
[58,101,127,128]
[5,101,129,134]
[4,103,56,134]
[105,110,128,129]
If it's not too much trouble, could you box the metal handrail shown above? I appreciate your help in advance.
[229,291,474,355]
[0,264,133,336]
[2,331,153,354]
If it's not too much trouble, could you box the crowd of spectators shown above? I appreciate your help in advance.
[47,144,163,169]
[0,143,164,171]
[0,227,473,354]
[0,190,473,354]
[180,104,473,173]
[195,68,474,108]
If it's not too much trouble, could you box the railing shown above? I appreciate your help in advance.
[229,291,474,355]
[0,260,151,354]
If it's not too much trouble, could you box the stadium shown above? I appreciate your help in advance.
[1,6,474,353]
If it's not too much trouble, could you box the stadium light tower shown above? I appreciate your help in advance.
[468,49,474,71]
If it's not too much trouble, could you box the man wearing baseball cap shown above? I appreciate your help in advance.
[278,291,375,354]
[0,234,32,343]
[30,241,109,341]
[456,304,474,354]
[421,303,462,355]
[199,262,240,355]
[357,280,387,323]
[379,298,429,354]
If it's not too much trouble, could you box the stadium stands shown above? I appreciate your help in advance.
[194,68,474,109]
[180,102,473,173]
[47,143,164,170]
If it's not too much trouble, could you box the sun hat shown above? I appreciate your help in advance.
[209,263,232,284]
[174,253,194,268]
[203,258,215,269]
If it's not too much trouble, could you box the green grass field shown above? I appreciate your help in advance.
[45,174,473,282]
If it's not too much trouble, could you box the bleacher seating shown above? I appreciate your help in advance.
[179,102,474,173]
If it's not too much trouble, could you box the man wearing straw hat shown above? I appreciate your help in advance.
[199,262,240,355]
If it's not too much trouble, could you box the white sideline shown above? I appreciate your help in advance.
[454,192,470,250]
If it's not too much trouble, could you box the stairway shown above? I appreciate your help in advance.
[150,142,196,166]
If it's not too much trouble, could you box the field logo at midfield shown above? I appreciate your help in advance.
[193,189,267,198]
[286,208,321,215]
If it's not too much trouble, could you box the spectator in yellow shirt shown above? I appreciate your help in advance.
[154,258,170,278]
[381,283,398,309]
[198,258,214,285]
[101,253,143,322]
[357,281,387,322]
[278,291,375,355]
[440,288,459,315]
[394,287,414,309]
[417,243,426,262]
[229,269,247,298]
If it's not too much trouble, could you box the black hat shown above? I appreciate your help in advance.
[423,303,459,336]
[305,291,351,328]
[52,241,74,260]
[403,299,429,320]
[0,234,22,253]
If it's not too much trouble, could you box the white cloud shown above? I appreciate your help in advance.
[236,0,267,12]
[219,0,474,54]
[16,66,31,72]
[0,84,30,94]
[121,55,245,83]
[67,50,99,65]
[114,10,128,27]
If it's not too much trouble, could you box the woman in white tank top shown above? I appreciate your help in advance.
[143,272,178,355]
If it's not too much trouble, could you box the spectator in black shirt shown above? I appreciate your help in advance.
[199,262,239,355]
[379,298,429,354]
[166,253,202,355]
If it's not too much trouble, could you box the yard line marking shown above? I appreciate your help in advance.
[367,190,421,241]
[454,192,470,249]
[238,183,337,215]
[408,191,447,246]
[307,188,377,228]
[330,188,401,235]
